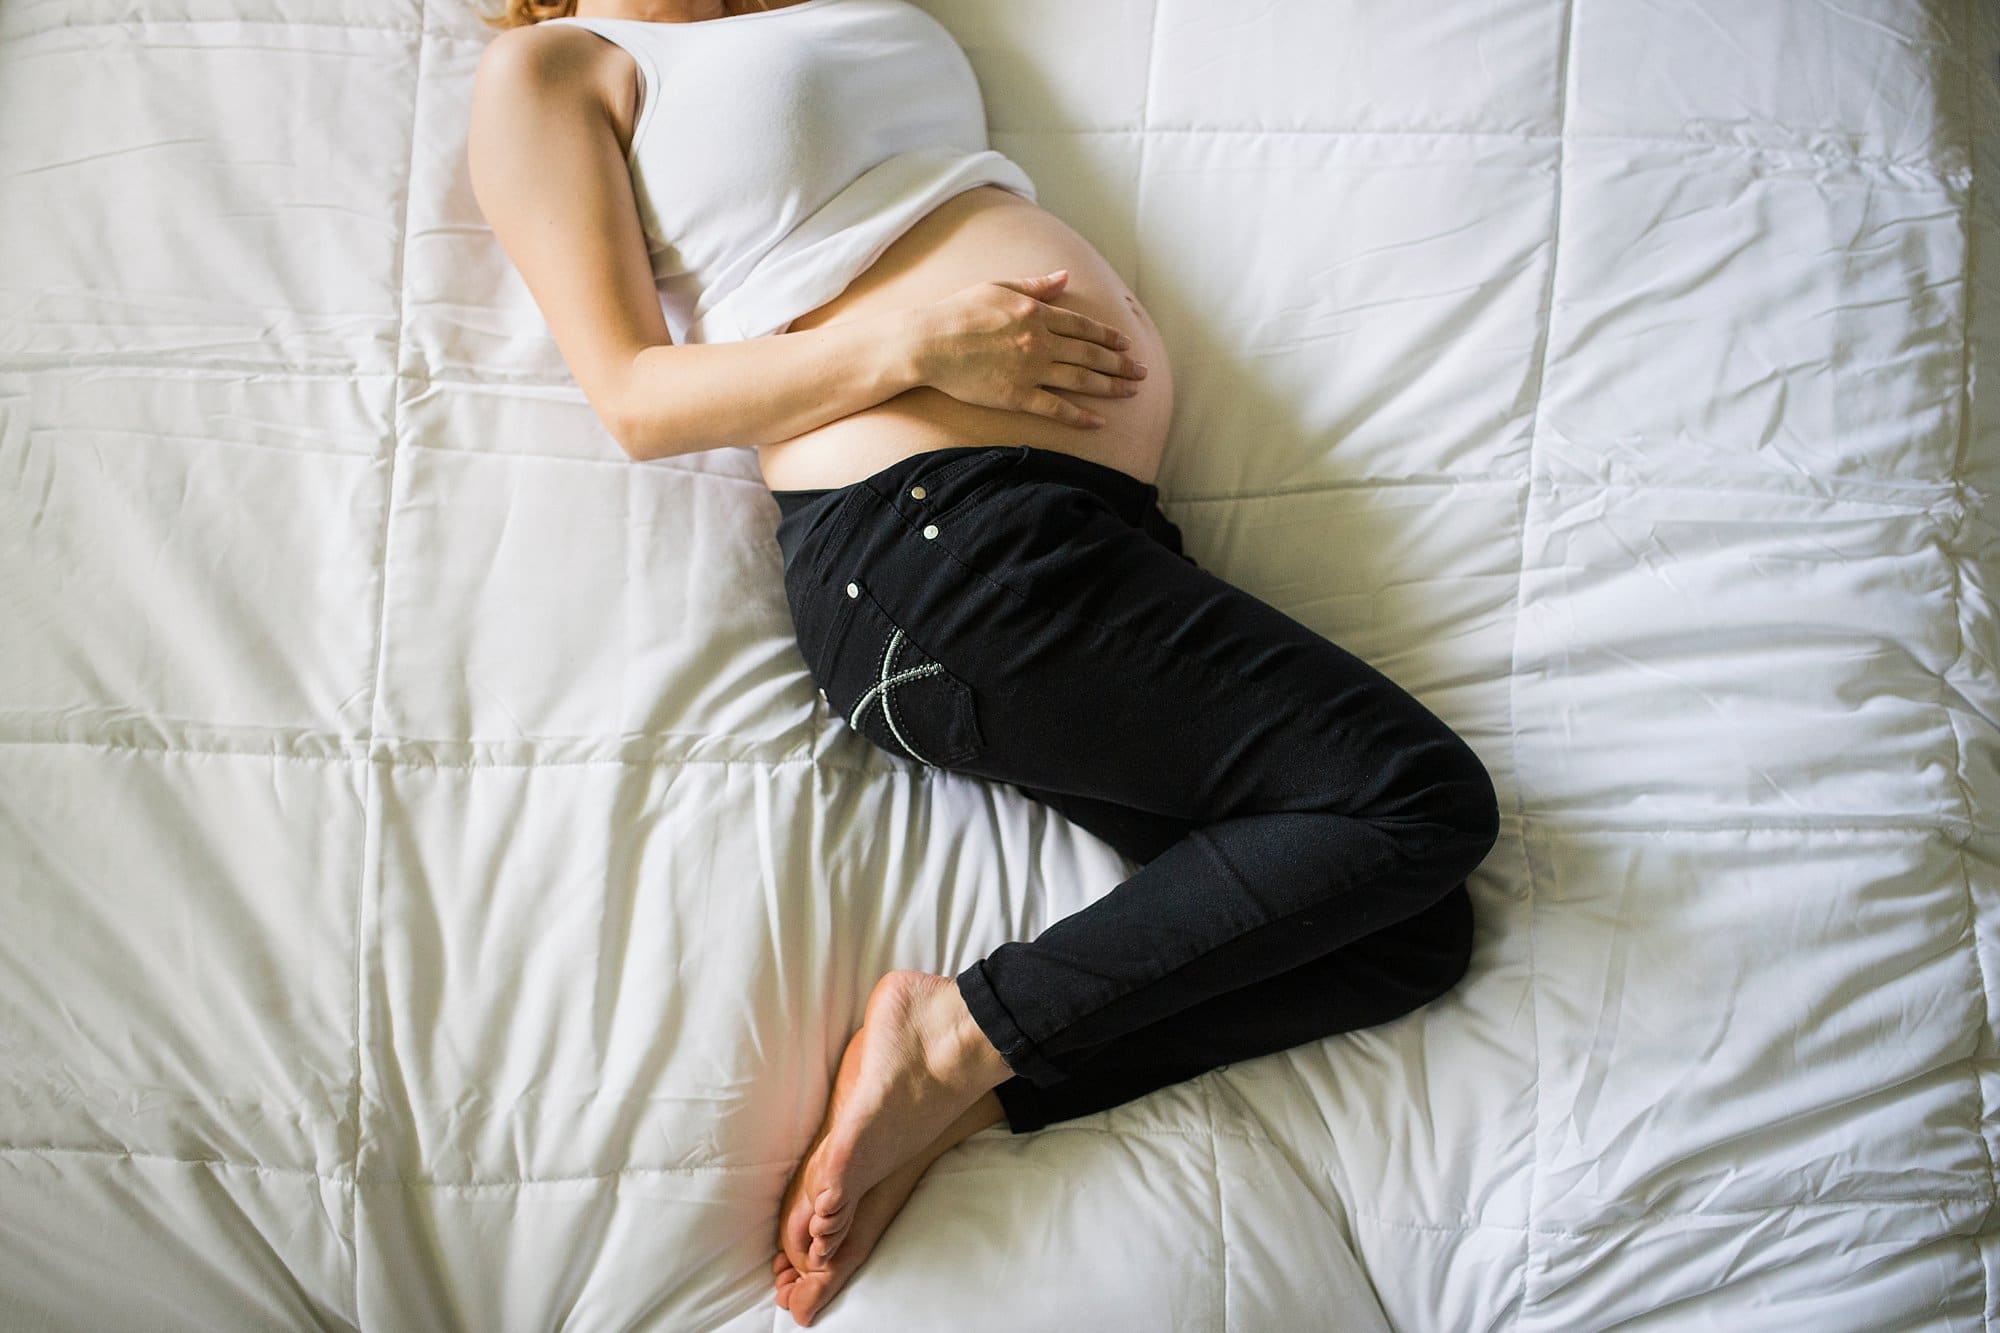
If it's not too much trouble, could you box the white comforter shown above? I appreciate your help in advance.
[3,1,1996,1328]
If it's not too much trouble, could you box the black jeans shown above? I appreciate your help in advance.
[772,445,1498,1134]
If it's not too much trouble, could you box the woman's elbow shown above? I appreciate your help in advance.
[603,374,655,460]
[610,409,648,461]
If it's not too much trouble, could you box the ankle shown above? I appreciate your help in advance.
[926,976,1013,1092]
[893,1090,1006,1192]
[951,1090,1008,1145]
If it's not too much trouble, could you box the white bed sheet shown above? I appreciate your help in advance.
[2,0,1996,1328]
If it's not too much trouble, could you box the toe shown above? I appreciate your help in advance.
[798,1252,857,1325]
[774,1252,801,1304]
[783,1195,819,1268]
[808,1233,844,1271]
[789,1273,825,1326]
[809,1212,853,1264]
[816,1183,843,1216]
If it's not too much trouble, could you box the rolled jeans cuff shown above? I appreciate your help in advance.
[992,1077,1047,1134]
[955,958,1067,1087]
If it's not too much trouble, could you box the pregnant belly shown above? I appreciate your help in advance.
[754,185,1175,491]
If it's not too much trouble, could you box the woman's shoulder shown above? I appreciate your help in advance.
[476,21,646,155]
[479,17,630,78]
[487,17,661,101]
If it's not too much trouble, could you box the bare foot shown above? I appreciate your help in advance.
[774,1090,1005,1326]
[784,970,1012,1275]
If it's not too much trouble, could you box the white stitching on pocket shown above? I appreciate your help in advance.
[848,626,947,766]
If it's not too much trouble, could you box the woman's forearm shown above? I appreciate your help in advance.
[612,309,924,462]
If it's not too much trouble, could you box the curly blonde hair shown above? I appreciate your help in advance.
[478,0,578,29]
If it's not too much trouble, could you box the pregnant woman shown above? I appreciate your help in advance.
[470,0,1500,1324]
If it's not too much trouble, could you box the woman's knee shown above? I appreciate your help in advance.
[1419,880,1476,999]
[1379,732,1500,887]
[1444,741,1501,871]
[1344,881,1476,1016]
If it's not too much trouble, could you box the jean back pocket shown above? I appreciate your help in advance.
[818,578,986,769]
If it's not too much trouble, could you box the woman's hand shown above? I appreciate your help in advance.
[906,271,1149,428]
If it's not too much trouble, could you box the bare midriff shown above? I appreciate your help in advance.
[754,185,1175,492]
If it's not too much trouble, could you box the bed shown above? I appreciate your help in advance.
[2,0,1995,1328]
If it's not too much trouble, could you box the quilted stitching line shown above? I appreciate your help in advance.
[1943,1,2000,1233]
[3,1142,1986,1214]
[1510,0,1580,1316]
[338,0,432,1312]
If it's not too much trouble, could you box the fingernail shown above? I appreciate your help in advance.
[1135,362,1148,375]
[1117,334,1131,348]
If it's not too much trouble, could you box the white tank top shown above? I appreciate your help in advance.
[541,0,1038,344]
